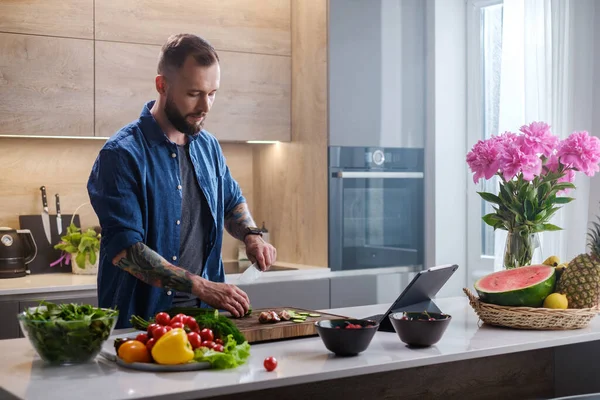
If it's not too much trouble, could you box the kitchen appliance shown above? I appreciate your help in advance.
[0,227,37,278]
[329,146,425,271]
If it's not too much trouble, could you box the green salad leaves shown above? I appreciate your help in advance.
[19,301,118,364]
[193,334,251,369]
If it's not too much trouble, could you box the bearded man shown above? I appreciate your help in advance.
[87,33,276,328]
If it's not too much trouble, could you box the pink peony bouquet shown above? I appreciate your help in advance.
[467,122,600,268]
[467,122,600,232]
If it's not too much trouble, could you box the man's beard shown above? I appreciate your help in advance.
[164,96,206,137]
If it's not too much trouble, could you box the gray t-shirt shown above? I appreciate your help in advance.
[173,143,209,306]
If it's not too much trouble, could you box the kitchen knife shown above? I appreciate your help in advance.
[39,186,52,244]
[238,262,262,283]
[55,193,62,235]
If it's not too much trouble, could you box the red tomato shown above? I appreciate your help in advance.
[187,332,202,349]
[212,344,224,352]
[214,338,224,345]
[201,340,215,349]
[164,326,173,332]
[170,314,186,324]
[155,312,171,326]
[152,326,168,340]
[264,357,277,372]
[170,322,185,330]
[147,323,160,337]
[185,318,199,333]
[146,338,156,352]
[135,333,149,344]
[200,328,214,342]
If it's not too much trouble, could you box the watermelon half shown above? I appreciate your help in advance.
[474,265,556,307]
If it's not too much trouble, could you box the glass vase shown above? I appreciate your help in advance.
[503,230,542,269]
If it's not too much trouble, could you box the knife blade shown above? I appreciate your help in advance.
[55,193,62,236]
[238,262,262,283]
[39,186,52,244]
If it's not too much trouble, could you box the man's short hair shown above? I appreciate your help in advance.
[157,33,219,76]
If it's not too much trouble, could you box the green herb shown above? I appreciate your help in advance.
[166,307,246,343]
[193,334,251,369]
[131,307,247,344]
[19,301,118,364]
[54,223,101,269]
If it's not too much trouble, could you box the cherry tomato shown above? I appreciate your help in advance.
[164,326,173,332]
[135,333,149,344]
[264,356,277,372]
[146,338,156,352]
[185,318,199,332]
[147,323,160,337]
[212,344,224,352]
[201,340,215,349]
[170,322,185,330]
[170,314,186,324]
[200,328,214,342]
[155,312,171,326]
[187,332,202,349]
[152,326,168,340]
[214,338,224,345]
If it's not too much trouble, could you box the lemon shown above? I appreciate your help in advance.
[543,293,568,309]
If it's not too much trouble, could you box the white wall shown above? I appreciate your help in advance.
[588,2,600,232]
[426,0,468,298]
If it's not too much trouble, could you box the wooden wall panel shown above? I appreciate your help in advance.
[0,139,253,261]
[253,0,328,266]
[0,33,94,136]
[0,0,93,39]
[95,0,291,56]
[95,41,291,141]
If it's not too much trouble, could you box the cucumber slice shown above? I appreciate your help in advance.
[292,319,304,323]
[297,312,310,316]
[308,313,321,317]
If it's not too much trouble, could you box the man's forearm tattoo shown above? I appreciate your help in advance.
[224,202,256,242]
[114,242,194,293]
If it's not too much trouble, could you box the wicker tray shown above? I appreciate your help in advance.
[463,288,599,330]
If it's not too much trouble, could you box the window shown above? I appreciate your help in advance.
[466,0,504,283]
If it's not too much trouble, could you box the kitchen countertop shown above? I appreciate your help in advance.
[0,262,420,296]
[1,296,600,400]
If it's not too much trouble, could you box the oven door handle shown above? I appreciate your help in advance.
[333,171,424,179]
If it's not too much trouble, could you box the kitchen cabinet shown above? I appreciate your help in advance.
[0,290,98,340]
[95,41,291,141]
[0,0,93,39]
[95,0,291,56]
[238,279,330,310]
[0,301,20,340]
[0,33,94,137]
[328,0,426,148]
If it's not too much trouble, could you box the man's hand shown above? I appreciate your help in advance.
[245,235,277,271]
[194,280,250,318]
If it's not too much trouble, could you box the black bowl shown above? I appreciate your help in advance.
[389,312,451,347]
[315,319,379,356]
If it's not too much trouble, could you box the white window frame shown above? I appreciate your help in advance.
[466,0,503,286]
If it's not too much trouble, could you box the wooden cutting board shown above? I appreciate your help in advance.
[229,307,348,343]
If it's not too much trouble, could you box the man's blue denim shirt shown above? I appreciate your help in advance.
[87,101,245,328]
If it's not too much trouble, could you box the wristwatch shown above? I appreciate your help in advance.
[244,227,263,239]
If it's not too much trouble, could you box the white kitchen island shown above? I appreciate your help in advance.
[1,297,599,400]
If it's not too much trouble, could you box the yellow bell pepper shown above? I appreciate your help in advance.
[151,328,195,365]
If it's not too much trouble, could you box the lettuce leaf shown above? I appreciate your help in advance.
[193,334,251,370]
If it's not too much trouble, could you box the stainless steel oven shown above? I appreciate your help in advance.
[329,147,424,271]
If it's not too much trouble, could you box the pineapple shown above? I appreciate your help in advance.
[556,219,600,308]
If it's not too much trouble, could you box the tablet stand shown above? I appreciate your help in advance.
[375,299,443,333]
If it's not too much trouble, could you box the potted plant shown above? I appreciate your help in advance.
[466,122,600,269]
[53,222,101,275]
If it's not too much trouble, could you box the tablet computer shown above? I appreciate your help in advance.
[365,264,459,332]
